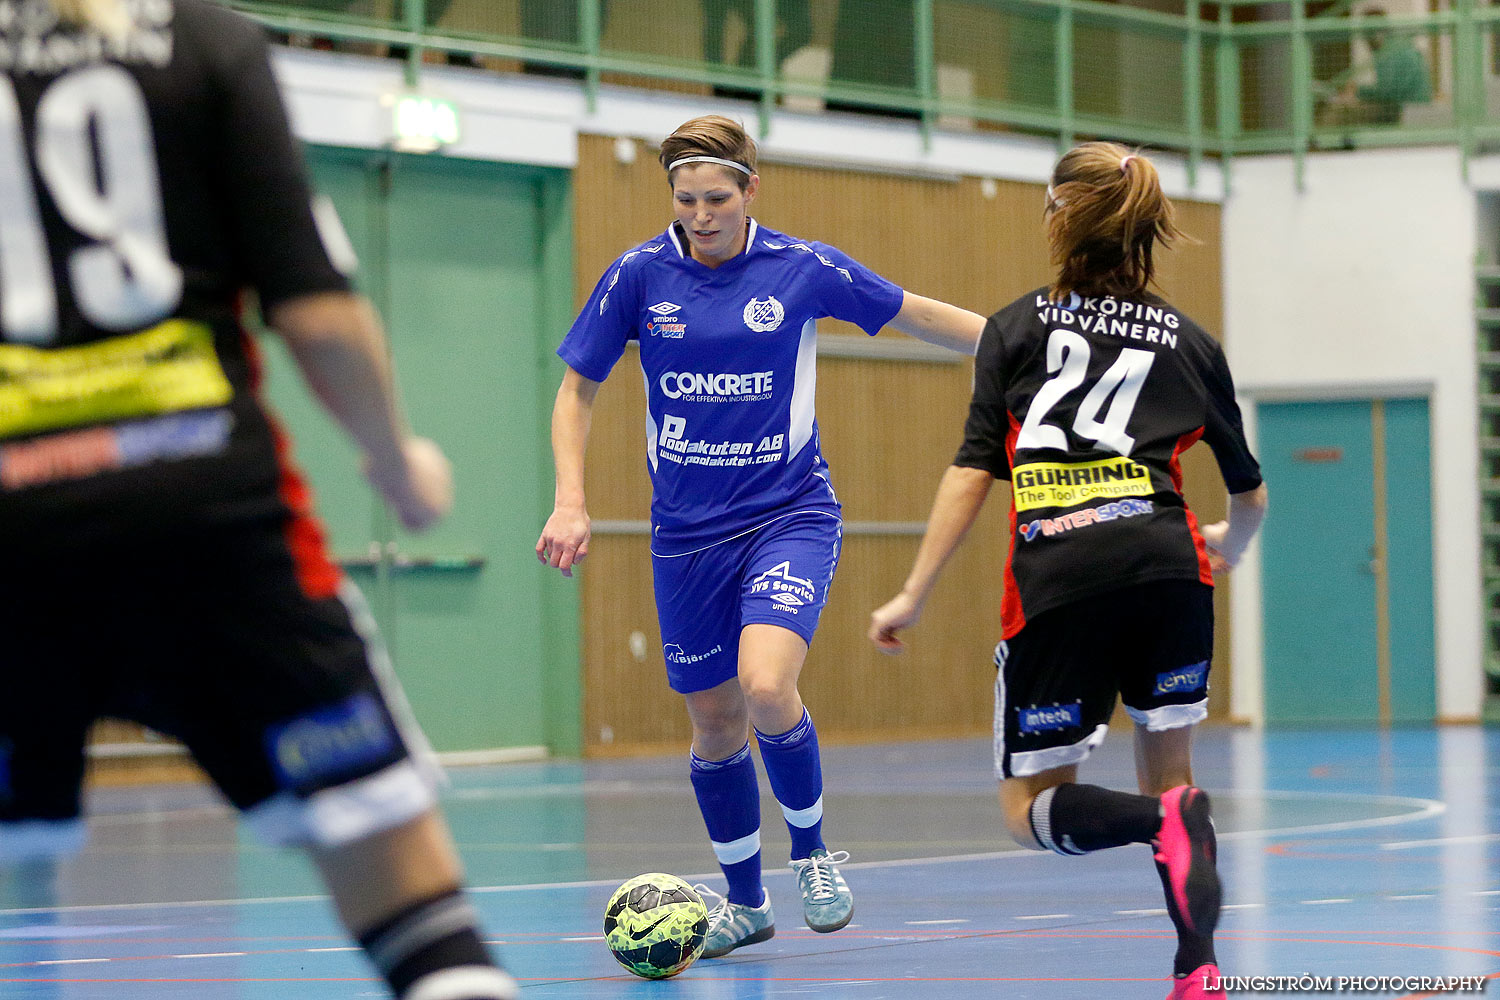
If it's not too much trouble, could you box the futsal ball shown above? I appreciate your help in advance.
[603,873,708,979]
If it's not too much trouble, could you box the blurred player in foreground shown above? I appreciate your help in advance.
[0,2,516,997]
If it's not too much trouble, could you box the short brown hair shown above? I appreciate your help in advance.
[658,115,757,191]
[1046,142,1188,302]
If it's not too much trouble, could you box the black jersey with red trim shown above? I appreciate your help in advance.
[954,287,1262,639]
[0,0,350,566]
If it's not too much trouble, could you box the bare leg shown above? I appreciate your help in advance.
[310,810,516,999]
[1135,723,1196,796]
[310,809,464,934]
[998,765,1078,849]
[737,623,808,737]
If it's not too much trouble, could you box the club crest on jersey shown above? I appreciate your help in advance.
[743,296,785,332]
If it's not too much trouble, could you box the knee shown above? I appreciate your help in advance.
[739,674,796,720]
[689,703,748,751]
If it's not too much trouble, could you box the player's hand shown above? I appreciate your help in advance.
[367,436,453,533]
[869,591,923,655]
[537,505,591,577]
[1199,519,1235,574]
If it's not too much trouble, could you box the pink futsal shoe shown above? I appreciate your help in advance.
[1154,785,1222,936]
[1168,963,1227,999]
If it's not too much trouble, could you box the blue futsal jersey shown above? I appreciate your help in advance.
[559,220,904,555]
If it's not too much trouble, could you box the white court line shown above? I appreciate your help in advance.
[1115,908,1168,916]
[1221,903,1265,911]
[1381,833,1500,850]
[1301,898,1352,905]
[0,790,1445,918]
[0,894,328,917]
[1387,894,1434,900]
[35,958,110,965]
[306,947,360,953]
[1015,914,1072,920]
[173,952,246,959]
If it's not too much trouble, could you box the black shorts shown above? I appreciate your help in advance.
[993,579,1214,780]
[0,519,437,857]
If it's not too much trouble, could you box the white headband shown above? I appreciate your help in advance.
[667,155,752,176]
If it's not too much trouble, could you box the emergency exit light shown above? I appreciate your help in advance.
[390,94,460,153]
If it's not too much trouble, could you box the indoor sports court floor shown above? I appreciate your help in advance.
[1,726,1496,999]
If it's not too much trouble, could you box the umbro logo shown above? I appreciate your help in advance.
[647,301,681,316]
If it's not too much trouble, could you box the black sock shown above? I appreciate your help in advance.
[1155,850,1218,976]
[357,888,514,999]
[1028,783,1161,855]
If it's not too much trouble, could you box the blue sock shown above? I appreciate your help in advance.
[689,744,764,907]
[755,708,825,860]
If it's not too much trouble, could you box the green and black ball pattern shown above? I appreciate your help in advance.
[603,873,709,979]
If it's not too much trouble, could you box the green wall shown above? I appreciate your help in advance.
[255,147,579,755]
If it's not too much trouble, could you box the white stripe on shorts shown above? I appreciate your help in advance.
[338,580,445,789]
[992,642,1009,781]
[244,758,436,848]
[712,829,762,865]
[1126,699,1209,732]
[1008,725,1110,778]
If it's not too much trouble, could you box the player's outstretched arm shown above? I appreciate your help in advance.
[538,366,602,578]
[1198,482,1269,573]
[886,291,986,355]
[870,464,994,653]
[269,291,452,533]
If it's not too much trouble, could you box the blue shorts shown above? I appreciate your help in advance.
[652,511,842,693]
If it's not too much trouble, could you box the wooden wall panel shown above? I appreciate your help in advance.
[815,357,975,521]
[570,133,1234,753]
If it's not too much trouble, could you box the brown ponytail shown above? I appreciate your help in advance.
[1046,142,1188,302]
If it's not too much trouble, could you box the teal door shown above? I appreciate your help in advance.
[254,148,579,755]
[1259,398,1435,724]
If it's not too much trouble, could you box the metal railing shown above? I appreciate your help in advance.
[223,0,1498,178]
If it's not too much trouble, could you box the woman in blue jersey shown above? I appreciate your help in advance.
[869,142,1269,1000]
[537,115,985,958]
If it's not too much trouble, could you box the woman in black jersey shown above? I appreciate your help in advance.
[0,2,515,998]
[870,142,1269,1000]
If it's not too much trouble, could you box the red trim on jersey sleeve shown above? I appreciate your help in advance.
[1171,426,1215,587]
[239,314,344,601]
[1000,412,1027,639]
